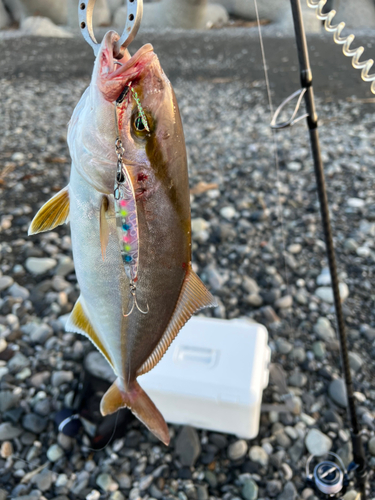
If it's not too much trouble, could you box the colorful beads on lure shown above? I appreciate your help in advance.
[114,167,139,282]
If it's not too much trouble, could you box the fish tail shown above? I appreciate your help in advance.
[100,377,170,446]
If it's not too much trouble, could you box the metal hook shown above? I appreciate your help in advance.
[78,0,143,59]
[123,282,149,317]
[270,88,308,129]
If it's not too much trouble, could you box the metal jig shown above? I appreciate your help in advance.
[123,281,149,317]
[78,0,143,59]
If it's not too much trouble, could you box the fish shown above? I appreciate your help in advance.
[28,31,216,445]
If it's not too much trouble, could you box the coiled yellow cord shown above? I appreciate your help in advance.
[307,0,375,93]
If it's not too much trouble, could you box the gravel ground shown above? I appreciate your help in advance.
[0,67,375,500]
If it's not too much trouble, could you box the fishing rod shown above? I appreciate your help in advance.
[271,0,368,498]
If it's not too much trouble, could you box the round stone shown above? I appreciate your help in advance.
[47,444,64,462]
[25,257,57,275]
[0,276,14,291]
[227,439,248,461]
[220,206,237,220]
[328,378,348,408]
[249,445,269,467]
[305,428,332,456]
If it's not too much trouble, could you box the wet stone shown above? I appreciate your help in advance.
[175,426,201,467]
[329,378,348,408]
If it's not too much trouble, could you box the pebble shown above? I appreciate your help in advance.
[316,268,331,286]
[276,338,293,354]
[239,475,258,500]
[51,370,74,387]
[288,371,307,387]
[220,206,237,220]
[242,276,260,294]
[47,444,64,462]
[96,473,119,492]
[86,491,101,500]
[305,429,332,456]
[7,352,30,373]
[348,352,363,372]
[287,161,302,171]
[266,479,282,497]
[312,341,326,359]
[313,317,335,341]
[277,481,297,500]
[275,295,293,309]
[84,351,116,382]
[0,440,13,458]
[110,492,125,500]
[0,338,7,353]
[55,256,75,276]
[22,413,48,434]
[35,469,54,492]
[175,426,201,467]
[25,257,57,275]
[315,283,349,303]
[249,445,269,467]
[8,282,30,300]
[227,439,248,460]
[328,378,348,407]
[368,436,375,456]
[347,197,365,208]
[287,243,302,254]
[0,275,13,291]
[356,246,371,257]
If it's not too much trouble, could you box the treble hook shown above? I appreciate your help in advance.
[78,0,143,59]
[123,281,149,317]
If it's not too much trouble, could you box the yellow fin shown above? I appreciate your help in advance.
[137,264,217,376]
[100,196,109,260]
[28,186,70,235]
[65,297,114,369]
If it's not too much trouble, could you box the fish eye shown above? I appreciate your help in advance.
[134,116,145,131]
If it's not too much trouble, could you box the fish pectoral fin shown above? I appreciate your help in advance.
[137,264,217,376]
[100,378,170,446]
[65,296,114,369]
[100,196,110,260]
[28,186,70,235]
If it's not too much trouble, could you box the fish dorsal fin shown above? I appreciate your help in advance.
[100,196,109,260]
[28,186,70,235]
[65,296,114,369]
[137,264,217,376]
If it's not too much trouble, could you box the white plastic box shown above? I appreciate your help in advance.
[140,317,270,439]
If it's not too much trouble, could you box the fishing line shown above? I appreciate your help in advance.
[253,0,292,314]
[85,410,121,452]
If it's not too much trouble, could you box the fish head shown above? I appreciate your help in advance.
[68,30,186,198]
[97,32,186,200]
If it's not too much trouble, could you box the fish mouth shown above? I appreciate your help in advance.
[99,32,155,102]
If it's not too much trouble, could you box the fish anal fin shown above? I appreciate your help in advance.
[137,264,216,376]
[66,297,114,369]
[100,196,109,260]
[28,186,70,235]
[100,378,170,446]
